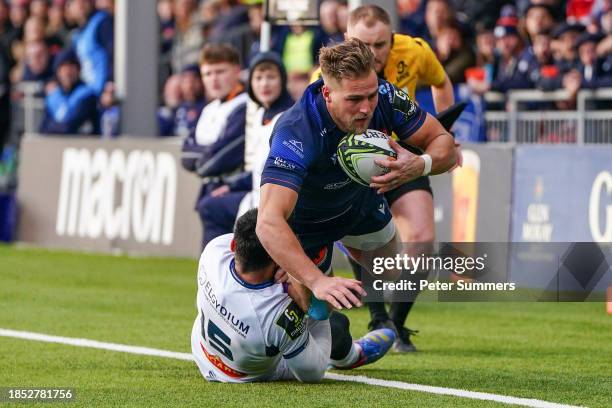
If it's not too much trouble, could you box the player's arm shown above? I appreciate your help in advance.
[371,85,456,193]
[431,73,454,113]
[257,184,365,309]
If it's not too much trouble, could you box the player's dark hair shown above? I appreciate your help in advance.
[199,43,241,66]
[319,38,375,83]
[233,209,274,272]
[348,5,391,28]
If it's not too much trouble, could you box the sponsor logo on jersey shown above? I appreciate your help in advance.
[202,278,250,337]
[200,342,247,379]
[323,178,351,190]
[391,86,417,119]
[330,153,338,165]
[275,301,306,340]
[282,139,304,159]
[273,156,296,171]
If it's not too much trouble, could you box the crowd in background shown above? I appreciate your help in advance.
[2,0,612,142]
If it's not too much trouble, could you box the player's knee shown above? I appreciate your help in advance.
[404,227,435,244]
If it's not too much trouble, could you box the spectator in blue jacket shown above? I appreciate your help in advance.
[40,49,99,135]
[68,0,113,96]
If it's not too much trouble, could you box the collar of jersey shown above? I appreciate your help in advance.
[229,258,275,290]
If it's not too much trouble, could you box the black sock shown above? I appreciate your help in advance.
[389,301,414,329]
[348,255,389,322]
[329,311,353,360]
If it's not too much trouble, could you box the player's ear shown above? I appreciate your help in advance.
[322,85,331,103]
[230,239,236,252]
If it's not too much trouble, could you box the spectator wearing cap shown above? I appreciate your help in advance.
[574,31,612,87]
[39,49,99,135]
[490,18,526,92]
[67,0,113,96]
[181,44,248,248]
[551,22,585,74]
[174,63,206,139]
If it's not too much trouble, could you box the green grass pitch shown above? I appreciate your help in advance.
[0,246,610,407]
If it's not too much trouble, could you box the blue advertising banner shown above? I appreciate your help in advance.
[511,145,612,293]
[512,145,612,242]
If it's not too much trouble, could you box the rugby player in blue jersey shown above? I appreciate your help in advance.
[256,39,457,369]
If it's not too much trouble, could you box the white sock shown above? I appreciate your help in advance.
[330,342,362,368]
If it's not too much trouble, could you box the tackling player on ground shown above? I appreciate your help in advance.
[191,209,395,383]
[312,5,457,351]
[256,39,457,367]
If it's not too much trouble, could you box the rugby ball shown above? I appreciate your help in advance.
[337,129,397,186]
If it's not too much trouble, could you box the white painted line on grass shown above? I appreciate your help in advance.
[0,328,193,361]
[0,328,585,408]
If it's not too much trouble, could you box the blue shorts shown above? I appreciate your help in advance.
[293,198,394,273]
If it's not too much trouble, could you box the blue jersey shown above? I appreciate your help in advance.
[261,79,426,247]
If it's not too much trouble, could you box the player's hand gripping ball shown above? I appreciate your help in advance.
[337,129,398,186]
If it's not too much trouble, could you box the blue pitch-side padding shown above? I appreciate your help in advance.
[0,192,17,242]
[307,295,330,321]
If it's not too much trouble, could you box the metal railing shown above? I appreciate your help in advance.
[485,88,612,144]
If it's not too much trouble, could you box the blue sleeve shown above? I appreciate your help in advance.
[260,121,314,193]
[40,87,99,134]
[379,81,427,141]
[97,13,114,79]
[193,103,247,177]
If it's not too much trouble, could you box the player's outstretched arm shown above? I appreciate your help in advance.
[257,183,365,309]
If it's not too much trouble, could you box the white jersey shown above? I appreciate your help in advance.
[237,105,284,217]
[191,234,311,382]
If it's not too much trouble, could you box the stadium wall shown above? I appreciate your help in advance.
[17,136,203,257]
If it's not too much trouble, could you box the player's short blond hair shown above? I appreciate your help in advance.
[319,38,375,83]
[347,5,391,28]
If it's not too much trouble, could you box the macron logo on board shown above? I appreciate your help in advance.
[55,148,177,245]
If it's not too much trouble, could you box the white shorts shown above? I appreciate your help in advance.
[340,219,396,251]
